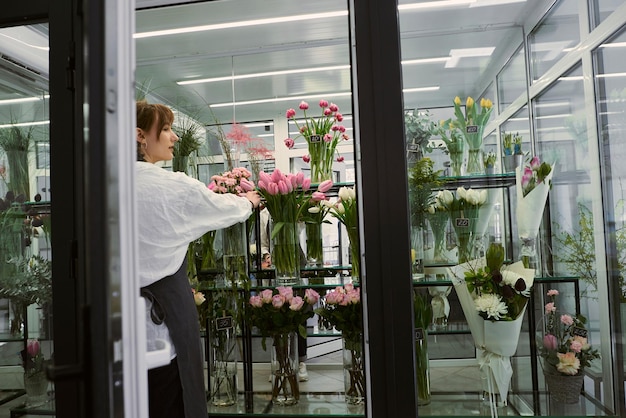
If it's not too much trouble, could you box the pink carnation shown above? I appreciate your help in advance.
[545,302,556,314]
[547,289,559,297]
[560,314,574,326]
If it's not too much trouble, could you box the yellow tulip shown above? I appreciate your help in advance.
[466,96,474,108]
[484,98,493,109]
[454,96,461,106]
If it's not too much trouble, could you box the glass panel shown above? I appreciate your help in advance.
[135,1,360,414]
[0,22,52,405]
[593,23,626,406]
[497,44,526,109]
[591,0,624,29]
[528,0,581,83]
[533,62,611,411]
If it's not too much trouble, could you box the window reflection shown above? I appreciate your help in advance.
[529,0,581,82]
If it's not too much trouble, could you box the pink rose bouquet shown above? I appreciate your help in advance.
[248,286,320,348]
[539,289,599,376]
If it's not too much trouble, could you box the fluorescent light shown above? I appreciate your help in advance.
[243,122,274,128]
[398,0,475,11]
[0,97,41,105]
[210,92,352,108]
[469,0,525,6]
[445,47,495,68]
[597,72,626,78]
[0,120,49,129]
[558,76,584,81]
[599,42,626,48]
[535,101,570,109]
[178,65,350,85]
[401,57,449,66]
[135,11,348,39]
[403,86,440,93]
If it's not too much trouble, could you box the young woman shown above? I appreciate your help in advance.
[135,100,260,418]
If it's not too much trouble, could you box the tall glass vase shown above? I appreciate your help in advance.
[305,222,324,268]
[342,334,366,405]
[415,329,431,405]
[171,155,189,173]
[466,148,484,175]
[270,332,299,406]
[427,211,449,263]
[308,140,334,184]
[347,226,360,284]
[24,370,48,407]
[452,216,479,264]
[271,220,301,286]
[209,317,238,406]
[410,226,425,281]
[449,151,464,177]
[222,222,248,287]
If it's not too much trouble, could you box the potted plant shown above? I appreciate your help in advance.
[483,151,496,174]
[502,132,523,172]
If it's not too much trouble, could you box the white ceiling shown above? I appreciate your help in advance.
[133,0,552,127]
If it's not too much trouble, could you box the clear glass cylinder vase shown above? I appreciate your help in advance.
[308,140,334,184]
[415,332,431,405]
[222,222,248,287]
[347,226,360,284]
[209,322,238,406]
[270,332,299,406]
[449,151,464,177]
[24,371,48,407]
[342,334,366,405]
[427,212,449,264]
[466,148,484,175]
[305,222,324,268]
[271,220,301,286]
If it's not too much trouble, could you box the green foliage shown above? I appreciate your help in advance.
[408,157,444,229]
[502,132,523,156]
[404,109,438,149]
[0,255,52,306]
[413,291,432,329]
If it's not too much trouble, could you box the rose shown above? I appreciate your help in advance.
[289,296,305,311]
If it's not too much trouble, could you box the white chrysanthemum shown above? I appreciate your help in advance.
[474,294,508,320]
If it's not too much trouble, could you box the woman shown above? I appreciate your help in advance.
[135,100,260,418]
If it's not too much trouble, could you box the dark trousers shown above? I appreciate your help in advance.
[148,357,185,418]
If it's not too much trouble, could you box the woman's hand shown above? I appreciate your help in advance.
[244,191,262,209]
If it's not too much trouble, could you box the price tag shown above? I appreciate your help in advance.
[466,125,478,134]
[215,316,234,331]
[572,326,588,338]
[455,218,470,228]
[309,134,322,143]
[407,144,419,152]
[415,328,425,341]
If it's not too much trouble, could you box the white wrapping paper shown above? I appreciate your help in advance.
[515,164,555,241]
[448,259,535,413]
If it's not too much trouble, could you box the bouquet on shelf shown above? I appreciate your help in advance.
[315,283,365,403]
[453,96,494,149]
[284,100,350,183]
[21,339,46,377]
[538,289,599,377]
[323,186,360,279]
[516,156,554,268]
[248,286,320,345]
[448,242,535,410]
[438,187,488,263]
[299,179,334,266]
[257,169,331,278]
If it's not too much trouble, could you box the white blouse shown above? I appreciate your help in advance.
[136,161,253,357]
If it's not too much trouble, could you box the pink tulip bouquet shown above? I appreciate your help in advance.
[539,289,599,376]
[284,100,350,183]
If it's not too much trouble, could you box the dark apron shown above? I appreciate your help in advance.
[141,259,207,418]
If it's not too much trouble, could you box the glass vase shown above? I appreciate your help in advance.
[415,330,431,406]
[466,148,484,175]
[410,226,425,281]
[427,212,449,264]
[449,151,464,177]
[271,220,301,286]
[222,222,248,287]
[452,216,479,264]
[305,222,324,268]
[270,332,299,406]
[308,139,334,184]
[5,149,30,199]
[171,155,189,173]
[209,318,238,407]
[24,371,48,407]
[347,226,360,284]
[342,334,366,405]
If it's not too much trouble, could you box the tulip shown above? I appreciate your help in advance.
[302,178,311,191]
[311,191,326,202]
[302,154,311,163]
[319,99,328,108]
[285,108,296,118]
[454,96,461,106]
[27,339,40,358]
[457,187,467,200]
[317,180,333,193]
[337,156,345,162]
[323,108,332,116]
[466,96,474,109]
[284,138,295,149]
[335,112,343,122]
[329,103,338,112]
[543,334,558,350]
[441,189,454,205]
[299,101,309,110]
